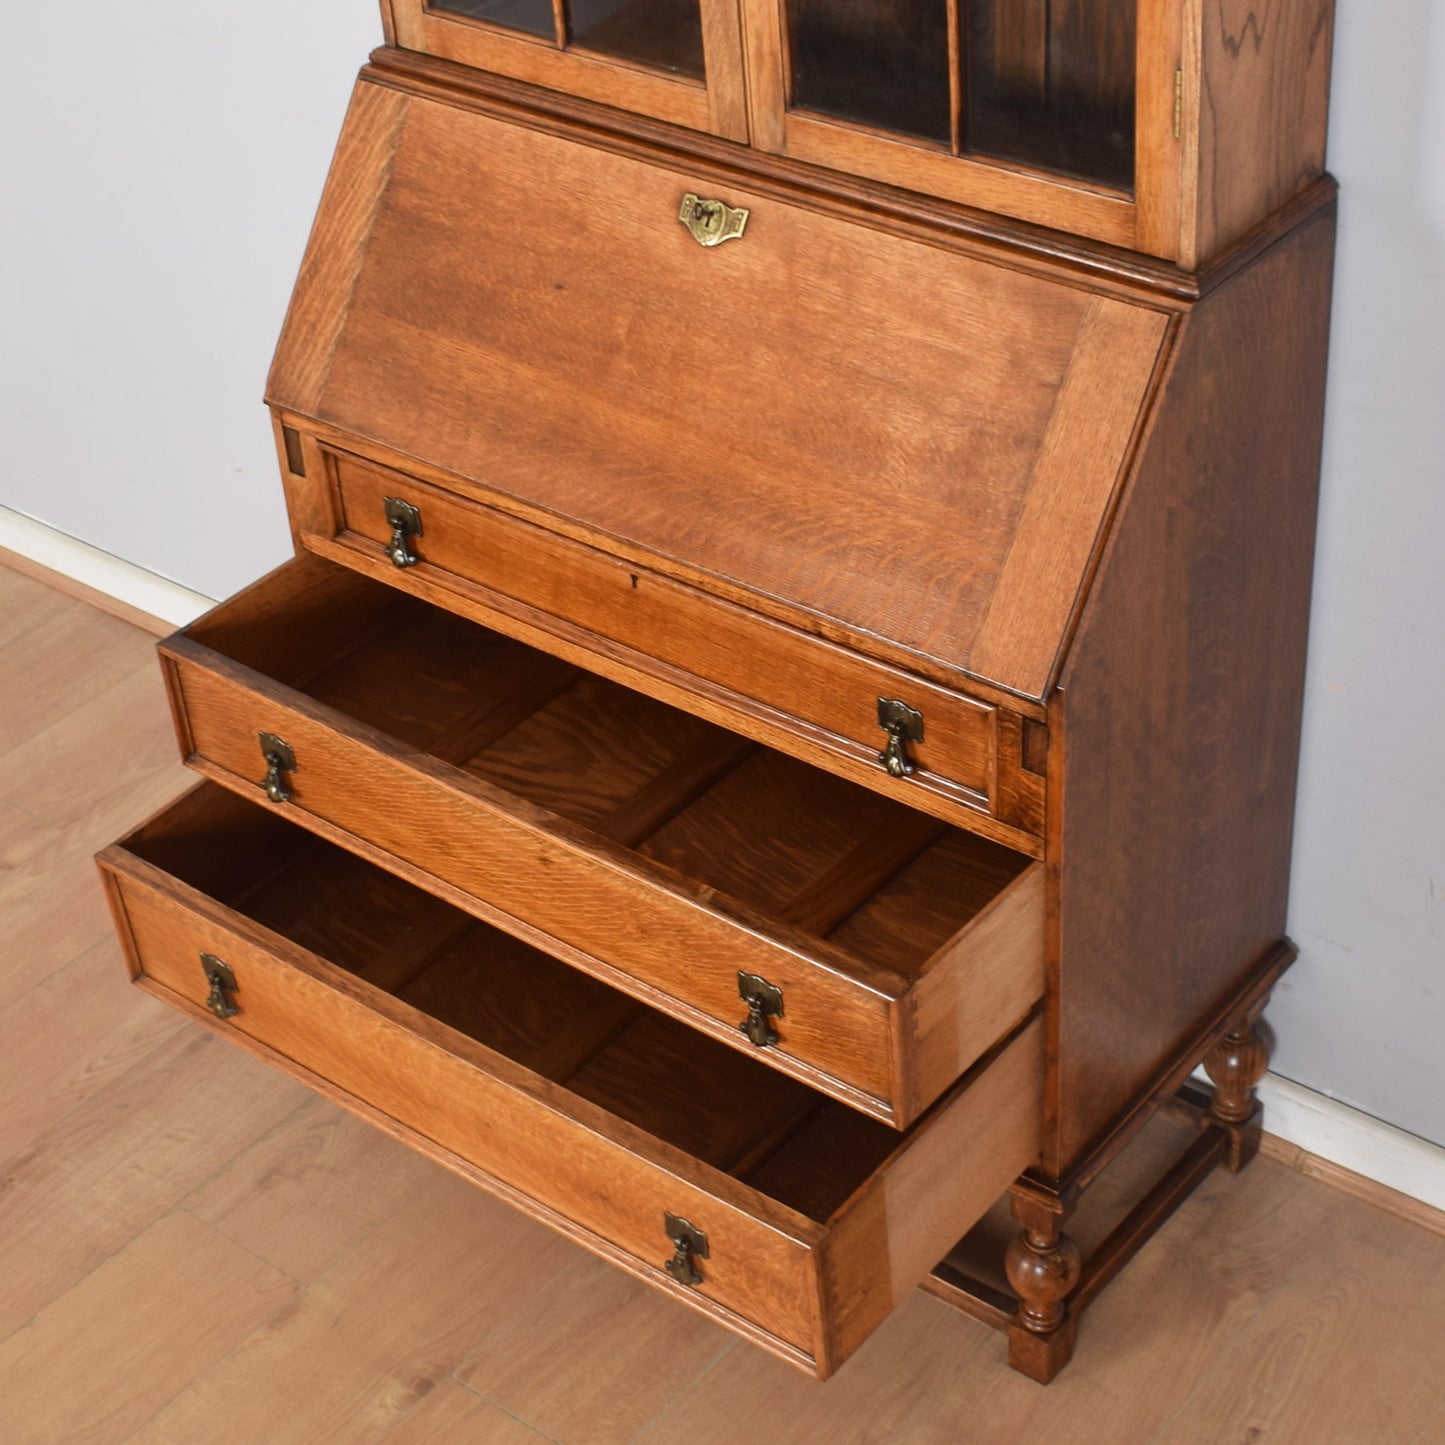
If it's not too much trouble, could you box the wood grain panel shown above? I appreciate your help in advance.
[1047,202,1336,1174]
[966,297,1172,696]
[460,673,724,829]
[638,749,912,920]
[817,1018,1043,1373]
[160,558,1041,1124]
[1133,0,1187,259]
[1192,0,1333,261]
[99,789,1047,1379]
[265,81,410,415]
[267,77,1163,704]
[327,454,1004,815]
[164,646,904,1110]
[564,1012,818,1174]
[103,849,827,1363]
[895,861,1045,1123]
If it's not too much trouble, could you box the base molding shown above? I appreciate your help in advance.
[1255,1076,1445,1234]
[0,505,214,634]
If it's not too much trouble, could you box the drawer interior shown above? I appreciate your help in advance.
[131,785,911,1220]
[190,560,1031,984]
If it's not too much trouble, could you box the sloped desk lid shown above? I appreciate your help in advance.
[270,77,1171,704]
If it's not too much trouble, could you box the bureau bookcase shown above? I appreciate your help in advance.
[97,0,1336,1382]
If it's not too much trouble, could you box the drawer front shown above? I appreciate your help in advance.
[316,447,1012,833]
[98,787,1044,1378]
[102,859,823,1364]
[160,557,1047,1127]
[166,651,900,1113]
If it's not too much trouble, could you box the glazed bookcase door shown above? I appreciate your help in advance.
[386,0,751,139]
[739,0,1186,256]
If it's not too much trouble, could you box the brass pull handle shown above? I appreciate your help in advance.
[259,732,297,804]
[663,1213,709,1287]
[679,193,749,248]
[384,496,423,568]
[877,697,924,779]
[737,971,783,1048]
[201,953,239,1020]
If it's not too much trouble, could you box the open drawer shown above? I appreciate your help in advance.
[98,784,1043,1379]
[158,555,1044,1128]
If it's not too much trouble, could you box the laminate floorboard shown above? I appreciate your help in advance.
[2,560,1443,1445]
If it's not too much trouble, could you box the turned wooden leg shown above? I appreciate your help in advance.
[1203,1001,1270,1172]
[1004,1194,1081,1383]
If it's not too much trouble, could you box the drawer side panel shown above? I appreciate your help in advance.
[819,1016,1045,1371]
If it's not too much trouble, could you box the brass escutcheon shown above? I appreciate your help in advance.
[679,193,749,248]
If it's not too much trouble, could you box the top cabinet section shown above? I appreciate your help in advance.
[386,0,752,139]
[383,0,1333,265]
[772,0,1138,191]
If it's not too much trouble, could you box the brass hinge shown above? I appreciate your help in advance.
[1174,69,1183,139]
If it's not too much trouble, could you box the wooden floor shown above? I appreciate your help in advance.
[3,559,1444,1445]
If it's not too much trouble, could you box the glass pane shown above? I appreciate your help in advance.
[569,0,706,79]
[964,0,1135,189]
[431,0,556,41]
[788,0,952,145]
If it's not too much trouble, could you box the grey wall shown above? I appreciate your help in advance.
[1271,2,1445,1146]
[0,1,378,601]
[3,6,1441,1143]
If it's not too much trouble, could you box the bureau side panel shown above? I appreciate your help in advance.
[1046,202,1337,1176]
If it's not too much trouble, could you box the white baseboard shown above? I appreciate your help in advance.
[6,505,1442,1220]
[0,505,215,629]
[1189,1065,1445,1216]
[1257,1074,1445,1215]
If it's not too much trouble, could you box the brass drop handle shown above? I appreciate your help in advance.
[663,1213,709,1288]
[737,971,784,1049]
[259,732,297,804]
[877,697,924,779]
[201,953,239,1020]
[384,496,423,568]
[679,192,749,248]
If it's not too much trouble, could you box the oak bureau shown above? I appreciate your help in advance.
[97,0,1336,1382]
